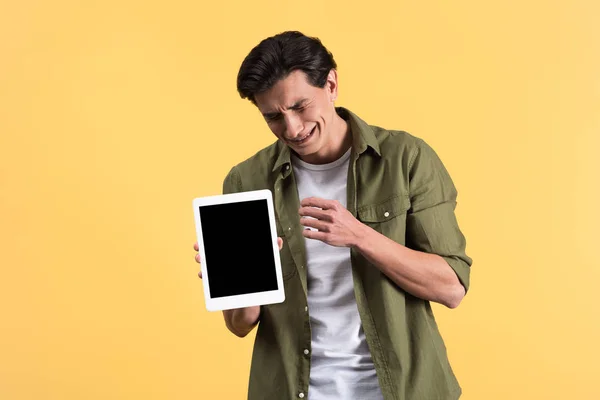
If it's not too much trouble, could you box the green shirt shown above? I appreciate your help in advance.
[222,107,472,400]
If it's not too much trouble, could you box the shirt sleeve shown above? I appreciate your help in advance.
[222,166,243,195]
[406,138,473,292]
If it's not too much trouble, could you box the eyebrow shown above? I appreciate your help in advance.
[262,98,309,119]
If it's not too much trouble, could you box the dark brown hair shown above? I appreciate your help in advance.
[237,31,337,104]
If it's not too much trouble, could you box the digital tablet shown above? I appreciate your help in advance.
[192,189,285,311]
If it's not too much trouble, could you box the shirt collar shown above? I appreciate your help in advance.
[337,107,381,157]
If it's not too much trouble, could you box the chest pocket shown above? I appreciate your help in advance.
[357,194,411,245]
[275,217,297,281]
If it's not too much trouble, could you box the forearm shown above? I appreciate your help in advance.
[222,306,261,337]
[353,224,465,308]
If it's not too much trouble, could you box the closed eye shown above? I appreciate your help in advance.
[264,113,282,122]
[263,99,310,121]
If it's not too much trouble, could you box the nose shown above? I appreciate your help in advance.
[283,114,303,139]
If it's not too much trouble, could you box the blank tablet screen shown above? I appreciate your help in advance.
[199,199,278,298]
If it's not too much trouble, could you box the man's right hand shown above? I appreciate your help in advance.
[193,237,284,337]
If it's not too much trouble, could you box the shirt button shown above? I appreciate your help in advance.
[288,227,292,231]
[384,211,390,217]
[298,393,305,399]
[303,349,309,355]
[304,306,308,312]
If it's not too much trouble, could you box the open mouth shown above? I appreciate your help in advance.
[290,126,315,145]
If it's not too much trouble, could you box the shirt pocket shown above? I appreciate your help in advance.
[357,193,411,244]
[275,217,297,281]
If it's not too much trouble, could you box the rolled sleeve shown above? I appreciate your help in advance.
[406,139,473,292]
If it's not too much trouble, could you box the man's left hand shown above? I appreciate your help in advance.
[299,197,365,247]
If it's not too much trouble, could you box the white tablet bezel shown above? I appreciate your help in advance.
[192,189,285,311]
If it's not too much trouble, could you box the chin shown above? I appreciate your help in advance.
[287,129,321,155]
[295,142,319,155]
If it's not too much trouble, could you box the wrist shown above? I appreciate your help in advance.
[233,306,260,330]
[351,221,373,250]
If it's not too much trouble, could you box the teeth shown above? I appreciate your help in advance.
[293,131,312,142]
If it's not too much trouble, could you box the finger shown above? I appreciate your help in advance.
[300,217,329,232]
[302,228,328,242]
[298,206,332,221]
[193,242,199,251]
[197,270,203,279]
[277,237,283,250]
[195,253,201,263]
[300,197,335,209]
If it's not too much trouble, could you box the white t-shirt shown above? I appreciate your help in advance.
[291,148,384,400]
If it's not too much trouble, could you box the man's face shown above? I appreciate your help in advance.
[254,70,338,162]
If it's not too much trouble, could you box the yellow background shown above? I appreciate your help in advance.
[1,1,599,399]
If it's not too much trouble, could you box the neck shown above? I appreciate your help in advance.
[299,108,352,164]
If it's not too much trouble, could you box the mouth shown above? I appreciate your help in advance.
[289,126,316,145]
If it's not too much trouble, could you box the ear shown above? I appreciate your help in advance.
[325,69,339,103]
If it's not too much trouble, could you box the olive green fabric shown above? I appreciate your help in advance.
[221,107,472,400]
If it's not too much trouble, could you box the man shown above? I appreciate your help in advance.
[193,31,472,400]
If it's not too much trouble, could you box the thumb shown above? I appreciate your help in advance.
[277,237,283,250]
